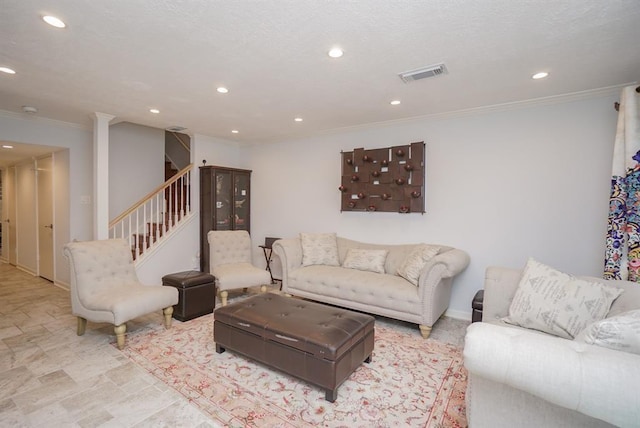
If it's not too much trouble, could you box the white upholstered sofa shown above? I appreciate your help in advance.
[272,235,470,338]
[463,265,640,428]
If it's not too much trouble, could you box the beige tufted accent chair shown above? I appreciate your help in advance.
[63,239,179,349]
[207,230,271,306]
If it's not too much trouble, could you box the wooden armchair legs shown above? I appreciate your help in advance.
[220,285,269,307]
[162,306,173,329]
[76,307,174,351]
[77,317,87,336]
[114,324,127,350]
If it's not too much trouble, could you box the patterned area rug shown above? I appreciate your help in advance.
[122,313,467,427]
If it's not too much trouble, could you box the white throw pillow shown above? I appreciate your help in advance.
[503,258,624,339]
[396,244,440,286]
[342,248,389,274]
[575,309,640,355]
[300,233,340,267]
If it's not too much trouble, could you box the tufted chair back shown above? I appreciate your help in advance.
[208,230,252,268]
[64,239,139,313]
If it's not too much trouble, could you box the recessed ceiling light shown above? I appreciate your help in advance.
[390,100,401,105]
[22,106,38,114]
[0,67,16,74]
[217,87,229,94]
[149,108,160,114]
[532,72,549,80]
[2,145,14,149]
[294,117,303,122]
[328,47,344,58]
[43,15,66,28]
[231,130,239,134]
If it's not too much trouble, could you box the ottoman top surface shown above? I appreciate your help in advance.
[214,293,374,359]
[162,270,215,287]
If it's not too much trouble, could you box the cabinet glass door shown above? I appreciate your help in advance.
[214,170,232,230]
[233,173,249,230]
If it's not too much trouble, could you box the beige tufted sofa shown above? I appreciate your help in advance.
[273,236,470,338]
[463,266,640,427]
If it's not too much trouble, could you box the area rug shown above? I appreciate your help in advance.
[122,314,467,427]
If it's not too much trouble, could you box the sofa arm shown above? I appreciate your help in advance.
[429,249,470,278]
[272,238,303,289]
[464,322,640,428]
[416,249,470,323]
[482,266,523,322]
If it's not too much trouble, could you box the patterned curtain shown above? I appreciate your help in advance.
[605,85,640,281]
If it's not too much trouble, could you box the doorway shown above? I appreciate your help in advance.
[37,156,54,281]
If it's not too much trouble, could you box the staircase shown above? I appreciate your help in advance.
[109,164,193,261]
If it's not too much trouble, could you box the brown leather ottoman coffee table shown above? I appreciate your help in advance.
[214,293,375,402]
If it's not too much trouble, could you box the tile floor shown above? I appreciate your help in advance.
[0,262,469,427]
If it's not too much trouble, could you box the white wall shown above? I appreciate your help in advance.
[132,133,245,284]
[109,122,165,219]
[247,91,619,318]
[0,113,93,243]
[54,150,71,286]
[16,162,37,274]
[136,216,200,285]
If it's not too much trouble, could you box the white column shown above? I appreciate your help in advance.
[91,112,115,240]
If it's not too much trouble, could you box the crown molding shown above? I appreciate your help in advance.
[263,83,633,146]
[0,109,90,131]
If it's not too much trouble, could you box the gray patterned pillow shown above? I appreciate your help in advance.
[396,244,440,285]
[342,248,389,274]
[575,310,640,355]
[503,258,624,339]
[300,233,340,267]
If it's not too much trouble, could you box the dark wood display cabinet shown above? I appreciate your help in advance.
[200,166,252,273]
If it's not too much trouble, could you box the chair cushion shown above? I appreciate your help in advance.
[87,283,178,325]
[212,262,271,290]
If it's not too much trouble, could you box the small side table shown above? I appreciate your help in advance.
[259,237,281,285]
[472,290,484,323]
[162,271,216,321]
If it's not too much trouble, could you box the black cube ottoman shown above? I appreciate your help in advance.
[472,289,484,323]
[162,271,216,321]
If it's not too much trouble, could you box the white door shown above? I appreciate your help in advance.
[7,166,16,266]
[37,156,54,281]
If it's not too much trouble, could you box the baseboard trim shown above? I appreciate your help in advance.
[444,308,472,321]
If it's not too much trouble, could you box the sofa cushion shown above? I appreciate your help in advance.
[575,309,640,355]
[342,248,388,274]
[300,232,340,267]
[396,244,440,285]
[503,258,623,339]
[289,265,421,316]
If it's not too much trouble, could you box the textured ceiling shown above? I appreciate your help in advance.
[1,0,639,163]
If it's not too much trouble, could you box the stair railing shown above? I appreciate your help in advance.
[109,164,193,260]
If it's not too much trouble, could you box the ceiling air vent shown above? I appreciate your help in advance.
[166,126,187,132]
[398,63,448,83]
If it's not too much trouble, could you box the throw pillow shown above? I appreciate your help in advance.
[575,309,640,355]
[503,258,624,339]
[342,248,389,274]
[300,233,340,267]
[396,244,440,286]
